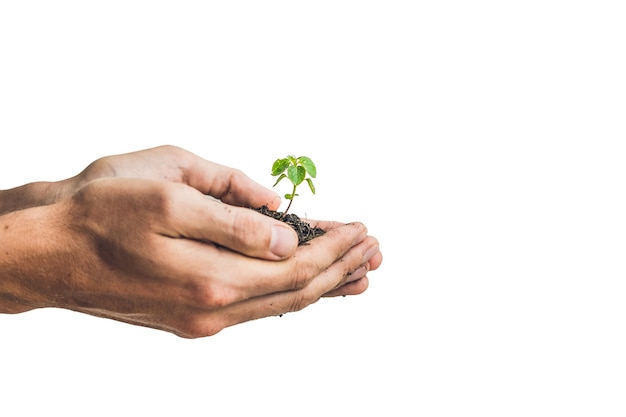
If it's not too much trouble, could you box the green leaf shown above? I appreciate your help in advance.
[285,193,295,200]
[272,173,287,187]
[299,156,316,178]
[287,165,305,185]
[305,178,316,194]
[272,158,290,176]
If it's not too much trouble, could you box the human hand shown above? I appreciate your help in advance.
[1,177,381,337]
[1,145,281,217]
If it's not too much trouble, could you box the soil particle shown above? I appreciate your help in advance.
[254,205,325,245]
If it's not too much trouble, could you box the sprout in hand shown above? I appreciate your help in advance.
[271,155,317,216]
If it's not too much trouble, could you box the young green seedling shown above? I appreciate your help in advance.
[271,155,317,216]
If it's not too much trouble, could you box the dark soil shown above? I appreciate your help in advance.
[254,205,326,245]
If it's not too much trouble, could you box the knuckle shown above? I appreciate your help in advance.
[288,290,319,313]
[186,280,236,310]
[289,257,322,290]
[229,210,270,248]
[227,168,248,184]
[151,182,177,210]
[147,182,188,223]
[221,169,252,200]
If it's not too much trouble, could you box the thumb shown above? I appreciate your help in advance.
[168,187,298,260]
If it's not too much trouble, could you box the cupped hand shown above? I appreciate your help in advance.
[39,178,381,337]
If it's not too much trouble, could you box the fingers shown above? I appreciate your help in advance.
[233,222,372,300]
[159,218,372,305]
[180,226,378,309]
[168,235,380,338]
[322,277,370,298]
[323,241,382,297]
[185,153,282,211]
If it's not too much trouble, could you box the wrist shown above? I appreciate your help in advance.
[0,203,70,313]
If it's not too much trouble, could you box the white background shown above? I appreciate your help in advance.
[1,1,625,416]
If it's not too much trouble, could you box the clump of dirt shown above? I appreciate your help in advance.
[254,205,325,245]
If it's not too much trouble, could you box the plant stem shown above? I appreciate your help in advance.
[281,184,297,218]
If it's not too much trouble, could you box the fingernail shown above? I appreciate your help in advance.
[362,244,379,264]
[271,224,297,258]
[268,194,282,211]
